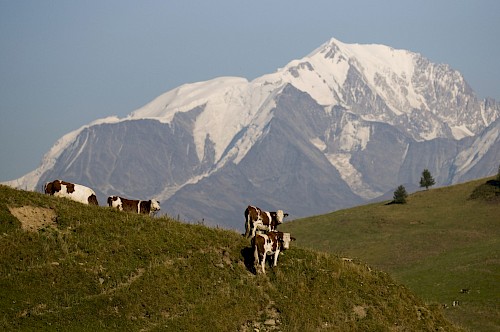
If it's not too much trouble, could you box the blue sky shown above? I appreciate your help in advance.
[1,0,499,181]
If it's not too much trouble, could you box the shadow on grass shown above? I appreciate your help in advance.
[385,201,405,205]
[486,179,500,187]
[240,246,257,275]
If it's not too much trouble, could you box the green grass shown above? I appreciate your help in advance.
[281,177,500,332]
[0,184,460,331]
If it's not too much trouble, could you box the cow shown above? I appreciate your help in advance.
[244,205,288,238]
[251,231,295,274]
[44,179,99,205]
[107,195,160,216]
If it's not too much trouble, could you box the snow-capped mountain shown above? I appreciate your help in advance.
[5,38,499,229]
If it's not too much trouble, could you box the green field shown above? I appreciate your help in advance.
[281,177,500,331]
[0,184,461,331]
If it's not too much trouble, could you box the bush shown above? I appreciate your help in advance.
[469,178,500,201]
[393,185,408,204]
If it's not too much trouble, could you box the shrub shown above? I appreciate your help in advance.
[393,185,408,204]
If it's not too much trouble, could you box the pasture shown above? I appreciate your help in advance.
[0,184,460,331]
[281,177,500,331]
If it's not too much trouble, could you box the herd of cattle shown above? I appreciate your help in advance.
[43,179,161,215]
[42,179,295,274]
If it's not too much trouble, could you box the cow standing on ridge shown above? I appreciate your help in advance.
[244,205,288,238]
[44,179,99,205]
[107,195,160,216]
[252,231,295,274]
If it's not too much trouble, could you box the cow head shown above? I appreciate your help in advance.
[150,199,161,213]
[276,210,289,224]
[281,232,296,249]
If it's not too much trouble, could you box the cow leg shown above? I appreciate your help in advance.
[272,249,281,267]
[254,246,263,274]
[261,253,266,274]
[244,217,251,238]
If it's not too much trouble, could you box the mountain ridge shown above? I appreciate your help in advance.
[4,37,499,229]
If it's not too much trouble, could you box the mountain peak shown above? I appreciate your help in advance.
[4,37,499,230]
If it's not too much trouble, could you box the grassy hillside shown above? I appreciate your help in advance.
[0,185,460,331]
[281,177,499,332]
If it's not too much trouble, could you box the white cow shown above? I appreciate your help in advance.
[44,179,99,205]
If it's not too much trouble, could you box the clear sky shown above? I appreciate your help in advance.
[1,0,499,182]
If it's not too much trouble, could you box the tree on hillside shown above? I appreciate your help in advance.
[393,185,408,204]
[419,169,435,190]
[496,164,500,182]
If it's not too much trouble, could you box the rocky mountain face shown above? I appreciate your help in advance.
[6,38,499,230]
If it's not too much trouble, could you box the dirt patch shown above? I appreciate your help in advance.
[9,206,57,232]
[353,305,367,319]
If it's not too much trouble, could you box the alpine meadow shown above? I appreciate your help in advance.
[280,176,500,331]
[0,183,465,331]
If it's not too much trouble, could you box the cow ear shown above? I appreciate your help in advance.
[291,237,296,241]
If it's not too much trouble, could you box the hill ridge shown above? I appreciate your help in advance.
[0,185,460,331]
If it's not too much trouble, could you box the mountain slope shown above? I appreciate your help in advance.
[4,37,499,229]
[280,177,500,332]
[0,185,461,331]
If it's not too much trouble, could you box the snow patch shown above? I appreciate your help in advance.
[453,126,499,176]
[128,76,280,164]
[451,125,474,140]
[310,137,327,152]
[326,153,382,199]
[338,120,371,151]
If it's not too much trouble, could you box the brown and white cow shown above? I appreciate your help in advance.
[252,231,295,274]
[107,195,161,216]
[44,179,99,205]
[244,205,288,238]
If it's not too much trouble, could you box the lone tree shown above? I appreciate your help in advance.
[393,185,408,204]
[419,169,435,190]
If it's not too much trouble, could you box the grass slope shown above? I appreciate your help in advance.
[281,177,499,332]
[0,185,460,331]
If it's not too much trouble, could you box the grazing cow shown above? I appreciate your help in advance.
[44,179,99,205]
[252,231,295,274]
[107,195,160,216]
[244,205,289,238]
